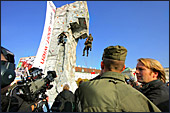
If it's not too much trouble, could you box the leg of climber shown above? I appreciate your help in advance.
[86,46,89,57]
[83,47,86,56]
[89,44,91,51]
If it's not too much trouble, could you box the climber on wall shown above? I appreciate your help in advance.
[58,32,68,46]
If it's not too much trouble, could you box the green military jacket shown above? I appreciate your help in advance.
[75,71,161,112]
[84,36,93,46]
[88,35,93,42]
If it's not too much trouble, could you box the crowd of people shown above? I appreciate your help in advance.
[1,45,169,112]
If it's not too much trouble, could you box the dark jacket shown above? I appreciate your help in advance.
[140,79,169,112]
[75,71,161,112]
[51,90,75,112]
[1,88,32,112]
[1,94,10,112]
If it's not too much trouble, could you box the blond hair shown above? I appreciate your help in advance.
[63,84,70,91]
[137,58,166,83]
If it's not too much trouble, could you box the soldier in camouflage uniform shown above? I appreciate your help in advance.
[75,45,161,112]
[82,34,93,57]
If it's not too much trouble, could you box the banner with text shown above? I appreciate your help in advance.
[32,1,56,71]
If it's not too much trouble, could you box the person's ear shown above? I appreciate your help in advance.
[101,61,104,69]
[152,72,158,78]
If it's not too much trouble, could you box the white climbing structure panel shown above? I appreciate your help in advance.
[32,1,90,104]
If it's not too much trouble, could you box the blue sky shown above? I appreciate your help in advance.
[1,1,169,69]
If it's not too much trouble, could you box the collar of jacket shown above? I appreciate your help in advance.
[100,71,125,83]
[141,79,164,90]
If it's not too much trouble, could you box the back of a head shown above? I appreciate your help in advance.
[76,78,83,87]
[138,58,166,83]
[63,84,70,91]
[102,45,127,72]
[1,46,16,88]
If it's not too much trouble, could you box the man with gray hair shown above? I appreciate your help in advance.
[75,45,161,112]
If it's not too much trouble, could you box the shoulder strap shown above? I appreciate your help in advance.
[6,85,17,112]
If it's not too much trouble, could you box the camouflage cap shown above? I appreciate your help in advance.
[102,45,127,61]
